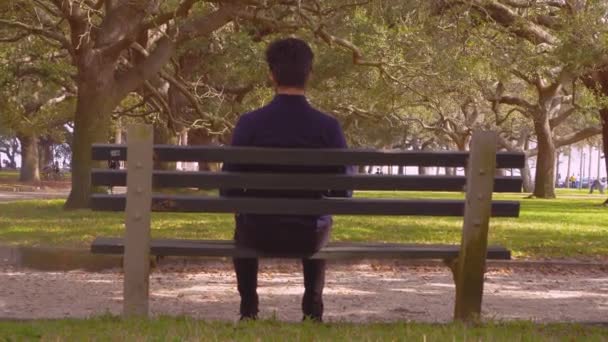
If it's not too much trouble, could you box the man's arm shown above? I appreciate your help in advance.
[219,116,250,197]
[326,118,353,198]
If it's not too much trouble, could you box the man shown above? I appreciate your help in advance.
[221,38,350,322]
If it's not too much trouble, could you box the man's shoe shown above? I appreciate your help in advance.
[302,315,322,323]
[239,314,257,321]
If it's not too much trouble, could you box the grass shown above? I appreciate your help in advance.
[0,169,71,188]
[0,169,18,183]
[0,190,607,259]
[0,317,607,341]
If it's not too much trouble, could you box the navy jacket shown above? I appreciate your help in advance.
[221,94,351,232]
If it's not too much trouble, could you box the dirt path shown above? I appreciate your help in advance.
[1,264,606,323]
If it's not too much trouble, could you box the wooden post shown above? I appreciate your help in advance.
[454,130,497,321]
[123,124,153,317]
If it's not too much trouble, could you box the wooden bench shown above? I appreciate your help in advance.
[89,124,524,321]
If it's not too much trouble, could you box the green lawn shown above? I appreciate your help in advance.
[0,169,71,186]
[0,190,607,259]
[0,169,18,183]
[0,318,606,341]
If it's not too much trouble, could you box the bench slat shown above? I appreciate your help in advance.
[92,170,523,192]
[92,144,525,169]
[91,237,511,260]
[90,194,520,217]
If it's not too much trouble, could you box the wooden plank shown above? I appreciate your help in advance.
[91,237,511,260]
[91,144,525,168]
[90,194,520,217]
[91,169,523,193]
[454,131,497,321]
[122,124,153,318]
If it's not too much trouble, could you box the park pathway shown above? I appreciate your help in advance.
[1,264,606,323]
[0,191,68,202]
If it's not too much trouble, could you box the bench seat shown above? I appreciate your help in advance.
[91,237,511,260]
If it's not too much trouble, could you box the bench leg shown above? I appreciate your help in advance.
[446,257,489,323]
[453,130,497,322]
[123,124,154,318]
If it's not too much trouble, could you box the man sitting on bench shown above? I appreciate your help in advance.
[221,38,350,322]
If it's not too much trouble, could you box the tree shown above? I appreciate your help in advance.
[0,30,74,182]
[1,0,241,207]
[0,129,19,168]
[435,0,607,198]
[428,0,599,197]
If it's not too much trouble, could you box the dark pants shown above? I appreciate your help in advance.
[233,219,330,319]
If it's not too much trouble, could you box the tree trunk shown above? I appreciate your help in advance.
[566,145,572,188]
[588,144,593,187]
[17,134,40,183]
[398,165,404,175]
[189,128,215,171]
[153,122,177,171]
[115,117,123,144]
[412,139,430,175]
[64,74,116,209]
[446,167,456,176]
[38,137,54,170]
[532,118,556,198]
[600,109,608,204]
[522,158,533,193]
[597,145,602,181]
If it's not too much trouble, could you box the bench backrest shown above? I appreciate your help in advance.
[90,128,524,218]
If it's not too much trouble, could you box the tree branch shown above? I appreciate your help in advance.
[555,126,602,148]
[177,4,240,43]
[497,95,537,112]
[0,31,30,43]
[115,36,175,99]
[95,1,156,56]
[142,0,198,31]
[549,105,577,128]
[143,81,172,118]
[455,0,559,45]
[46,0,91,55]
[160,70,207,120]
[0,19,72,51]
[511,69,537,86]
[128,41,209,120]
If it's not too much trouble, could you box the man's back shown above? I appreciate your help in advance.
[234,95,342,148]
[222,94,349,233]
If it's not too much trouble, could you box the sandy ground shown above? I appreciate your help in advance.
[1,263,607,323]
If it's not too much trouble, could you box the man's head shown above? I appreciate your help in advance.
[265,38,314,89]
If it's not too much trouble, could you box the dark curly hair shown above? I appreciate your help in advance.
[265,38,314,88]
